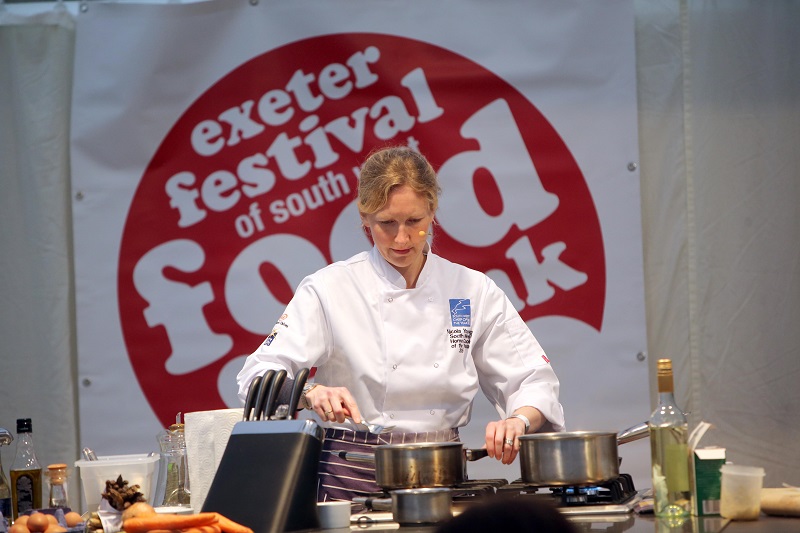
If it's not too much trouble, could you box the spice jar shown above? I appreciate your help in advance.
[46,464,69,508]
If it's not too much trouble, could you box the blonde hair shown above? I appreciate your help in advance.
[358,146,441,215]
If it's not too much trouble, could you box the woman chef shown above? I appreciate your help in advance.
[237,146,565,501]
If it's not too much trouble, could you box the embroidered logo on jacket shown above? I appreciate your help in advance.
[449,299,471,327]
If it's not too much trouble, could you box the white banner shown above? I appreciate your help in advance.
[71,0,649,483]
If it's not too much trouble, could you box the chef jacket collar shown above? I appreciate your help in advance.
[368,244,431,290]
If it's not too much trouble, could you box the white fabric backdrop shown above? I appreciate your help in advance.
[637,0,800,480]
[1,0,799,509]
[0,5,78,485]
[68,0,647,487]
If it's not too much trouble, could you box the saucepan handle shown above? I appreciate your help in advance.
[338,451,376,463]
[617,421,650,445]
[353,496,391,511]
[464,448,489,461]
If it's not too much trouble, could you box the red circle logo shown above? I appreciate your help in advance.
[119,33,603,425]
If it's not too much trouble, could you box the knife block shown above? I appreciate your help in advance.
[201,419,324,533]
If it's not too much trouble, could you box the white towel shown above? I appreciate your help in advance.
[184,408,243,512]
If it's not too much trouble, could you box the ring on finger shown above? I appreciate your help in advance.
[324,410,334,418]
[504,438,514,446]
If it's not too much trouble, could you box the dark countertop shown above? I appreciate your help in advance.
[722,515,800,533]
[614,514,797,533]
[343,512,799,532]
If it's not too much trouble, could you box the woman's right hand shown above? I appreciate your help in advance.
[304,384,362,424]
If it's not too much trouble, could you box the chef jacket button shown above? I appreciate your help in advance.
[433,363,439,368]
[390,414,395,419]
[388,297,393,302]
[392,364,398,370]
[429,410,435,415]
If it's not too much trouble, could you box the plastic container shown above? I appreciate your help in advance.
[719,464,765,520]
[74,454,159,512]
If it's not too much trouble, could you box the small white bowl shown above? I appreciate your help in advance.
[317,501,351,529]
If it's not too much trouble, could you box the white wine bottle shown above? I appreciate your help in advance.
[649,359,693,517]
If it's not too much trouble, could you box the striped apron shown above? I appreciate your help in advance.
[317,428,461,502]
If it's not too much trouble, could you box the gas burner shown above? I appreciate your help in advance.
[362,479,505,505]
[450,482,498,503]
[357,475,640,516]
[550,474,637,506]
[459,478,510,488]
[495,474,638,508]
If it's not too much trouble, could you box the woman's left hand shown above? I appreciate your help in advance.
[485,417,526,465]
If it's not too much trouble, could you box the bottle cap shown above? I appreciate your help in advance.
[47,464,68,483]
[16,418,32,433]
[656,358,675,392]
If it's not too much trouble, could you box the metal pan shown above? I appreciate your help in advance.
[340,442,488,489]
[354,487,453,525]
[517,422,649,486]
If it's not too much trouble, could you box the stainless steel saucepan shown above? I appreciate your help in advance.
[340,442,488,489]
[517,422,649,486]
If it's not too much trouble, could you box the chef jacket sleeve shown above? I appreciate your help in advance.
[236,276,332,403]
[470,278,566,432]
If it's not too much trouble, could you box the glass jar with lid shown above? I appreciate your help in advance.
[46,463,69,508]
[156,423,190,507]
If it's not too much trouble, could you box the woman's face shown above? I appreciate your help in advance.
[361,185,434,285]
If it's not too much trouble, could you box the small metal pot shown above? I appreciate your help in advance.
[392,487,453,525]
[355,488,453,525]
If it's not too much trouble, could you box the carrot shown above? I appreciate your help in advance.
[212,514,254,533]
[123,512,218,533]
[182,525,222,533]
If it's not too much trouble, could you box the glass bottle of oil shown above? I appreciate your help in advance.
[0,446,12,519]
[649,359,693,517]
[10,418,42,520]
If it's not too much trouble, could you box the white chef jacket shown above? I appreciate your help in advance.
[236,246,565,433]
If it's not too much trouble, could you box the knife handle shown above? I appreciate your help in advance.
[253,370,276,421]
[263,369,287,420]
[243,374,263,421]
[287,368,310,418]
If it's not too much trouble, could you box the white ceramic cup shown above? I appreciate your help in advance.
[720,464,765,520]
[317,501,351,529]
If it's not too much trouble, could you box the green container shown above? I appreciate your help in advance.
[692,447,726,516]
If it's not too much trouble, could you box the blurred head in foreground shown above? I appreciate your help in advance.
[436,498,579,533]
